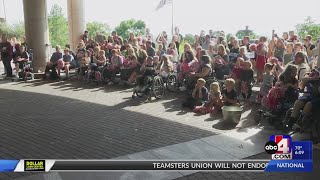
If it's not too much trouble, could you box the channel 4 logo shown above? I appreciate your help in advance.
[265,135,292,160]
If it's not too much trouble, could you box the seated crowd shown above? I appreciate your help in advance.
[3,27,320,132]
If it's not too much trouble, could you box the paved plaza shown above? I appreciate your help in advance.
[0,64,319,180]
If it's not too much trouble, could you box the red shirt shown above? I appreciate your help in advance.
[231,66,243,79]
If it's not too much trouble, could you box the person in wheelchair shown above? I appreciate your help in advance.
[287,69,320,131]
[262,64,299,111]
[185,55,212,91]
[159,54,173,78]
[134,56,156,95]
[13,45,29,79]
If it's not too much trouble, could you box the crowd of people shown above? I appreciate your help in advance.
[1,27,320,133]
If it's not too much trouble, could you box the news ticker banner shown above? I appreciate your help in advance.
[0,135,314,173]
[0,159,312,172]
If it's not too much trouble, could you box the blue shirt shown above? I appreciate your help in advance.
[63,54,74,63]
[50,52,63,63]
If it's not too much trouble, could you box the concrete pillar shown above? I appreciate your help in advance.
[0,0,6,23]
[23,0,50,72]
[67,0,86,51]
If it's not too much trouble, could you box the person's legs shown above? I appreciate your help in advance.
[64,64,70,78]
[294,102,313,131]
[2,60,6,75]
[45,62,52,73]
[301,102,313,129]
[3,58,13,77]
[291,100,306,118]
[128,71,137,83]
[15,63,20,77]
[57,60,64,76]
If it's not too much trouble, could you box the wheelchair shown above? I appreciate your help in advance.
[165,72,182,92]
[84,63,104,85]
[255,88,298,130]
[12,60,34,82]
[132,74,165,100]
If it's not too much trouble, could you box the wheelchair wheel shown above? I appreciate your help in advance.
[136,92,144,97]
[282,108,293,130]
[254,114,261,123]
[153,76,165,99]
[85,71,91,83]
[166,74,178,92]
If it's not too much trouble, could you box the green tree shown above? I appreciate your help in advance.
[184,34,195,44]
[86,21,111,39]
[114,19,146,39]
[212,31,221,37]
[48,4,69,47]
[296,16,320,41]
[0,22,25,40]
[226,33,233,42]
[236,26,258,39]
[12,22,25,40]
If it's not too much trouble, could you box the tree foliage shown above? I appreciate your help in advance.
[226,33,233,42]
[0,22,25,40]
[296,16,320,41]
[235,26,258,39]
[86,21,111,39]
[114,19,146,39]
[48,4,69,47]
[184,34,195,44]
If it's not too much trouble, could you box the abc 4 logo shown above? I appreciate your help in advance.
[265,137,290,155]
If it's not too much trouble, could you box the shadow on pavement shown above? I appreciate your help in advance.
[0,89,218,180]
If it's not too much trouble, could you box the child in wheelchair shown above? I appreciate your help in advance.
[256,64,299,126]
[159,54,173,78]
[134,56,156,96]
[285,69,320,131]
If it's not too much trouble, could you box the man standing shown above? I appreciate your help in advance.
[82,31,89,43]
[174,26,183,54]
[242,36,251,52]
[209,30,215,39]
[95,32,106,45]
[145,28,154,42]
[0,35,13,79]
[202,35,211,50]
[304,35,316,61]
[146,40,155,57]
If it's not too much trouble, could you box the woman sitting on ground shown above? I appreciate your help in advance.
[186,55,212,91]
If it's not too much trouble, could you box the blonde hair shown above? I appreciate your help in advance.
[217,44,227,55]
[197,78,206,84]
[210,82,220,93]
[244,61,252,68]
[99,50,105,55]
[128,48,135,55]
[225,78,235,87]
[239,46,247,54]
